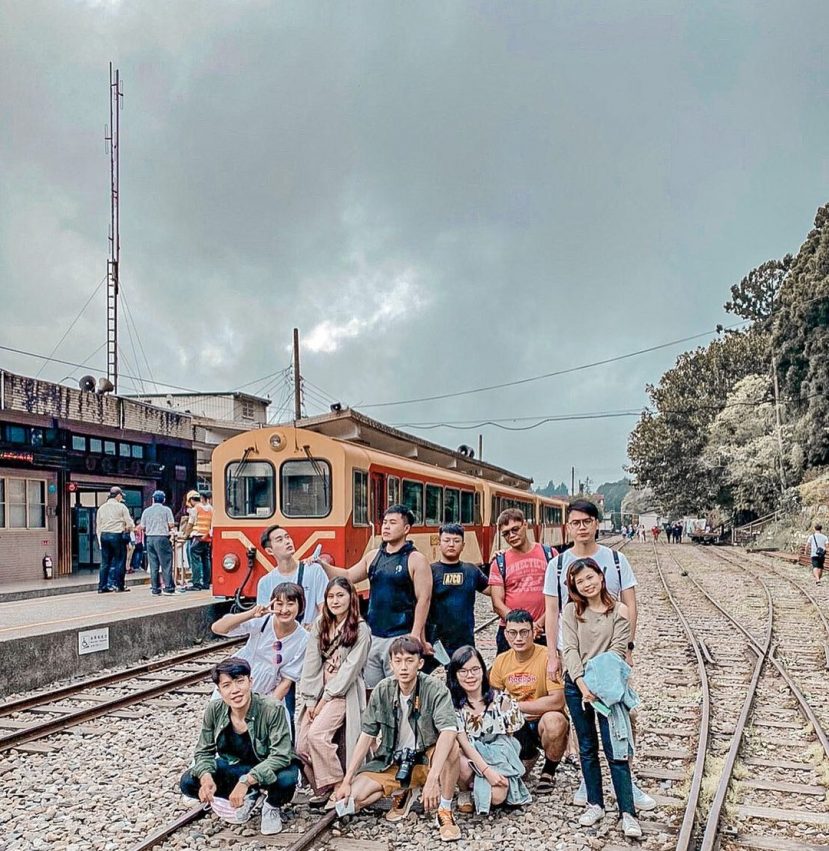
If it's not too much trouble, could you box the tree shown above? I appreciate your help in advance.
[627,329,770,515]
[535,481,569,497]
[725,255,792,326]
[596,479,632,515]
[772,203,829,467]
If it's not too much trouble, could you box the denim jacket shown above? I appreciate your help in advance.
[583,651,640,760]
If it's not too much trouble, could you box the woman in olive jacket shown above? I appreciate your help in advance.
[296,577,371,806]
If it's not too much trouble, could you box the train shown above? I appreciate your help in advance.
[209,411,569,603]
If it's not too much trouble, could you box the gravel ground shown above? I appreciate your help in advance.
[1,543,699,851]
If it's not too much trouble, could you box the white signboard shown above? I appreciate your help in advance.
[78,627,110,656]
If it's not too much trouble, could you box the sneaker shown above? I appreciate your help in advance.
[163,589,176,595]
[308,787,334,809]
[385,786,420,822]
[152,590,162,596]
[573,778,587,806]
[260,802,283,835]
[115,587,131,592]
[435,808,461,842]
[97,589,112,594]
[622,812,643,838]
[632,781,656,811]
[235,791,262,824]
[457,790,474,814]
[578,804,605,827]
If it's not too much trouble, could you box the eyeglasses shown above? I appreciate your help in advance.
[569,518,596,528]
[501,525,524,537]
[504,628,532,639]
[457,666,482,678]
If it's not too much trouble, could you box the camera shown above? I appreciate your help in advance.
[393,748,423,786]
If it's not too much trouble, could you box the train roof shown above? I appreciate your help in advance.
[281,408,534,491]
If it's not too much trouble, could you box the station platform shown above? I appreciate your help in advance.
[0,583,231,698]
[0,569,149,604]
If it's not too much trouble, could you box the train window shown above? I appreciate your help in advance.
[524,501,535,523]
[444,488,460,523]
[281,459,332,518]
[460,491,475,525]
[474,492,482,525]
[225,460,275,519]
[353,470,369,526]
[387,476,400,506]
[401,480,423,525]
[425,484,443,526]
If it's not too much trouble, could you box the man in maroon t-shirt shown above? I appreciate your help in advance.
[488,508,557,654]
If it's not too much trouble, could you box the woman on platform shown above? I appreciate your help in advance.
[296,577,370,807]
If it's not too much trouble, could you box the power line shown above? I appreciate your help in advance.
[361,321,752,409]
[120,280,159,394]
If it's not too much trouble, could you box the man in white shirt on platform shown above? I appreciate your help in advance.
[96,486,135,593]
[809,524,828,585]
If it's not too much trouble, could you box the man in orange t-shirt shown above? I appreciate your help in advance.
[489,608,568,793]
[488,508,557,654]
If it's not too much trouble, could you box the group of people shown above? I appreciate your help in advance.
[181,500,652,841]
[96,485,215,596]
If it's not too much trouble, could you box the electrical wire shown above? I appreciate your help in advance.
[119,280,159,394]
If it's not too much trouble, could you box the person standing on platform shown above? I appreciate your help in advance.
[809,523,828,585]
[183,490,213,591]
[488,508,557,654]
[139,490,176,595]
[321,504,433,689]
[96,486,134,593]
[257,525,329,626]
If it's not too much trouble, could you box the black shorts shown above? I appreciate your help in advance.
[513,720,541,760]
[812,556,825,570]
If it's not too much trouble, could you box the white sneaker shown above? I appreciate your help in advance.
[573,778,587,806]
[235,791,262,823]
[578,804,605,827]
[632,781,656,811]
[261,802,283,835]
[622,812,643,838]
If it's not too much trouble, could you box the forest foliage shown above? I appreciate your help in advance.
[627,203,829,519]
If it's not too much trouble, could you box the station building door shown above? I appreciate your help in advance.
[70,487,143,572]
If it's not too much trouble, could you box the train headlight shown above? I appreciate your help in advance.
[269,432,286,452]
[222,554,240,572]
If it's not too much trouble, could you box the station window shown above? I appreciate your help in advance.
[104,441,116,456]
[132,444,144,459]
[5,425,27,444]
[425,484,443,526]
[353,470,369,526]
[401,480,423,525]
[0,477,46,529]
[281,459,332,518]
[225,460,275,519]
[89,438,102,454]
[444,488,460,524]
[460,491,475,525]
[71,435,86,451]
[119,443,131,458]
[387,476,400,507]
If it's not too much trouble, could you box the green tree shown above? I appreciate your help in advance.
[772,203,829,467]
[596,479,632,515]
[535,480,569,497]
[724,255,791,325]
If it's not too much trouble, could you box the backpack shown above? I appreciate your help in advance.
[554,549,622,613]
[495,543,556,583]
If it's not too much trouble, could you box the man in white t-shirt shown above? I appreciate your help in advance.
[256,525,328,626]
[808,524,828,585]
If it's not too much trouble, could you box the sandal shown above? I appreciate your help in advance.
[537,772,556,794]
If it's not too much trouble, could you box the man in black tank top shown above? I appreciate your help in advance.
[321,504,433,688]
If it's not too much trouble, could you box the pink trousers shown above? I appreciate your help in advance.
[296,697,347,790]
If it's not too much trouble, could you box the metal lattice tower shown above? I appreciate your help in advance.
[104,63,123,393]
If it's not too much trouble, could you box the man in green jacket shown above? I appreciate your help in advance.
[180,657,298,835]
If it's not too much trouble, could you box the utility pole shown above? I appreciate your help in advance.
[571,466,575,497]
[771,353,786,492]
[292,328,302,420]
[477,433,483,461]
[104,63,123,393]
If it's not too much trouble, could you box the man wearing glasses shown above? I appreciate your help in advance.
[488,508,557,654]
[544,498,654,811]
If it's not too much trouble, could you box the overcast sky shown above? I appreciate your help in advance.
[1,1,828,489]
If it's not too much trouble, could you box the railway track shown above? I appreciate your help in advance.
[0,637,243,754]
[666,543,829,850]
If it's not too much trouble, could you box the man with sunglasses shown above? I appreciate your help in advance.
[488,508,557,654]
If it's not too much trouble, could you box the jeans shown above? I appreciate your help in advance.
[564,675,635,815]
[99,533,127,591]
[180,757,298,807]
[495,626,546,655]
[188,538,212,589]
[146,536,174,592]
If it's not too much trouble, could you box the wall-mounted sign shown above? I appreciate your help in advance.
[47,483,57,494]
[0,450,34,463]
[78,627,110,655]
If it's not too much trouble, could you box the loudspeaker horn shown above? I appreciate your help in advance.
[78,375,96,392]
[96,377,115,394]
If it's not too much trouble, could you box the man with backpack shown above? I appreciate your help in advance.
[809,523,828,585]
[488,508,558,654]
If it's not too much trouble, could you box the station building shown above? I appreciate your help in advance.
[0,370,196,585]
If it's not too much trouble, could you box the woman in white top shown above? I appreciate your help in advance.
[211,582,309,708]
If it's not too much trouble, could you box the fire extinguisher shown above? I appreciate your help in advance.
[43,554,54,579]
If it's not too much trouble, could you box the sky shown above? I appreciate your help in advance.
[1,1,828,490]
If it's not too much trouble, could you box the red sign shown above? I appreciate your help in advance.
[67,482,78,492]
[0,450,34,463]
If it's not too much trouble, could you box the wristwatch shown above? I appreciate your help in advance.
[627,642,635,651]
[239,774,255,787]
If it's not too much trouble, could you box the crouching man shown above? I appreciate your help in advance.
[180,657,299,835]
[334,635,462,842]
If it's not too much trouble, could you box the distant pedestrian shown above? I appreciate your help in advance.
[809,524,828,585]
[183,489,213,591]
[674,522,683,544]
[96,486,134,593]
[139,490,176,595]
[651,527,660,542]
[128,526,146,573]
[636,525,646,544]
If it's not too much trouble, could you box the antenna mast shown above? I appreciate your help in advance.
[104,63,123,393]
